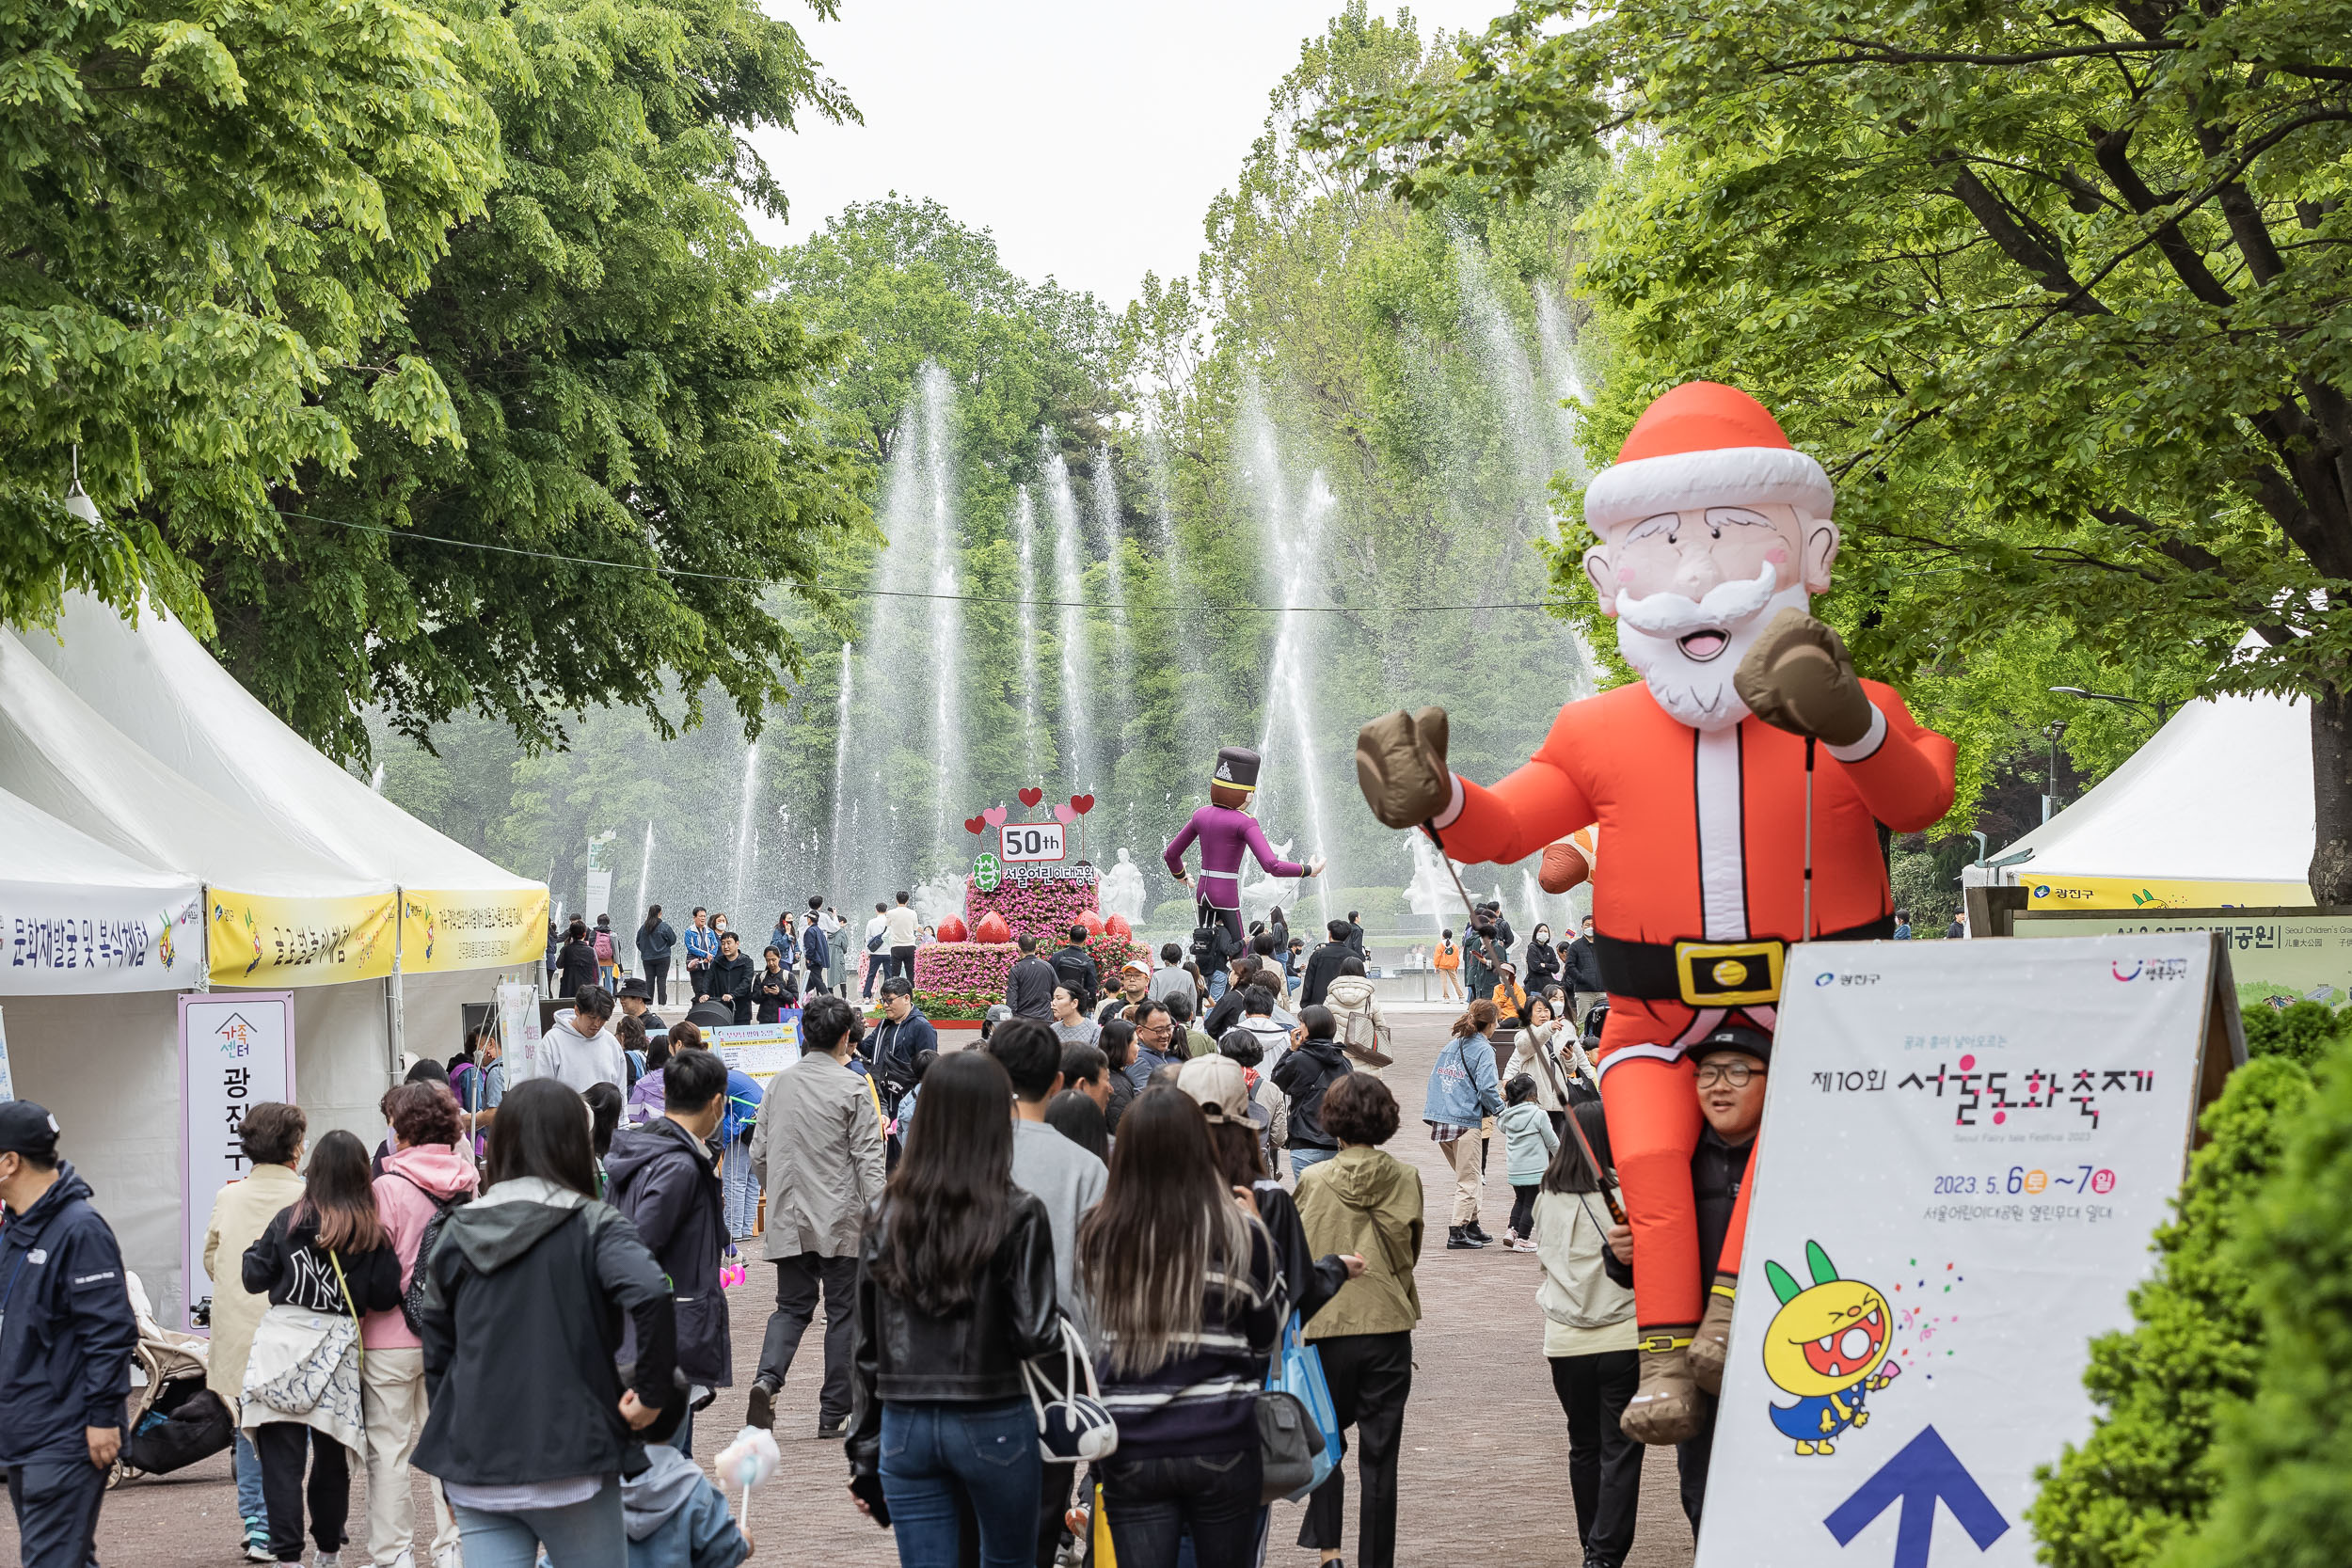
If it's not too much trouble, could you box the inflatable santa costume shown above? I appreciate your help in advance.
[1357,383,1955,1445]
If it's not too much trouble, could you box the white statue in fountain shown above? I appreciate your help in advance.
[1099,848,1147,927]
[1238,836,1298,925]
[911,871,965,934]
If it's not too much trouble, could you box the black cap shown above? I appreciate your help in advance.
[1213,747,1261,792]
[0,1101,61,1159]
[616,976,652,1000]
[1692,1023,1772,1067]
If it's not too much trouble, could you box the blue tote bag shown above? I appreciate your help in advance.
[1266,1311,1343,1499]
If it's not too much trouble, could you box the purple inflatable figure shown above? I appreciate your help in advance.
[1162,747,1326,953]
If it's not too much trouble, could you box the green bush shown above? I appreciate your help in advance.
[2028,1055,2316,1567]
[2155,1038,2352,1568]
[2240,1000,2352,1065]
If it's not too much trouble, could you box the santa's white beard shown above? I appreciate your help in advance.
[1615,578,1811,732]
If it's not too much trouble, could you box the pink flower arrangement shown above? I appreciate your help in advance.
[914,942,1021,995]
[965,873,1098,942]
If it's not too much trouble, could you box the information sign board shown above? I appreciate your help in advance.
[179,992,296,1333]
[1001,821,1066,863]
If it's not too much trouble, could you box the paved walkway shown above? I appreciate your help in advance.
[17,1016,1696,1568]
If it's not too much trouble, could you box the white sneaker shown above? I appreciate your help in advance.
[315,1554,342,1568]
[433,1549,464,1568]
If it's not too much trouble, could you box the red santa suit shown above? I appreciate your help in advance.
[1435,680,1953,1332]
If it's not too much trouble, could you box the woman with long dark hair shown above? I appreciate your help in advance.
[847,1050,1059,1568]
[241,1129,405,1568]
[1079,1087,1287,1568]
[1537,1098,1641,1568]
[410,1079,677,1568]
[556,919,599,998]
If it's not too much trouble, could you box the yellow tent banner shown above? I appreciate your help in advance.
[401,886,550,974]
[2018,874,2316,911]
[208,889,397,987]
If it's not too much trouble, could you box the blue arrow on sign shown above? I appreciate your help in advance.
[1823,1425,2009,1568]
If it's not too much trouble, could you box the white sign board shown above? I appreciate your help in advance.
[179,992,296,1333]
[3,889,203,994]
[1695,933,2228,1568]
[585,868,613,926]
[498,978,546,1083]
[713,1015,800,1078]
[1000,821,1066,863]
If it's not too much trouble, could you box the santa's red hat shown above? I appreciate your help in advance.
[1581,381,1833,537]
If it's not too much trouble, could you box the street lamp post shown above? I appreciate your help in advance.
[2041,720,2069,824]
[2047,686,2173,726]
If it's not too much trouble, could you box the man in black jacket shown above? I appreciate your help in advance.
[1298,918,1356,1008]
[1004,935,1057,1019]
[1600,1023,1765,1535]
[1048,925,1099,1013]
[1343,910,1368,960]
[0,1102,138,1568]
[1562,913,1605,1023]
[706,930,755,1024]
[605,1047,732,1456]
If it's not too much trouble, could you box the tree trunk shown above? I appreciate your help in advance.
[2312,686,2352,905]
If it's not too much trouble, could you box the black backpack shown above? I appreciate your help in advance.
[399,1179,471,1334]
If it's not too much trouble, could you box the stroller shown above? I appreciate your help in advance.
[112,1272,236,1486]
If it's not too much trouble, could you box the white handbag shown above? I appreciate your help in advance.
[1021,1317,1118,1464]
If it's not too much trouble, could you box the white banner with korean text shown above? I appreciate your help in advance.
[179,992,296,1333]
[1694,933,2229,1568]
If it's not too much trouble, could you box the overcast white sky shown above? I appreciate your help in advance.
[743,0,1508,307]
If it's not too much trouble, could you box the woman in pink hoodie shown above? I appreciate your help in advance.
[365,1082,480,1568]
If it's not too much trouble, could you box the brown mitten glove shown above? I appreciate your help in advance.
[1733,610,1875,747]
[1356,707,1453,828]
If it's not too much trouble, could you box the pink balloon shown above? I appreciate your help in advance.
[1053,802,1078,825]
[982,805,1009,827]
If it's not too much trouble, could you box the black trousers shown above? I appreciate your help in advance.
[253,1422,350,1563]
[690,958,712,998]
[757,1253,858,1423]
[889,944,917,983]
[1034,1459,1078,1568]
[1508,1181,1540,1238]
[1299,1330,1413,1568]
[1549,1351,1643,1565]
[644,957,671,1005]
[7,1458,108,1568]
[1678,1390,1719,1535]
[1101,1449,1261,1568]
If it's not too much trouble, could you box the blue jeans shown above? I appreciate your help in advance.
[878,1400,1040,1568]
[234,1431,267,1524]
[450,1481,623,1568]
[1291,1147,1337,1178]
[1099,1449,1262,1568]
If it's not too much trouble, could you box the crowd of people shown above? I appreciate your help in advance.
[0,889,1741,1568]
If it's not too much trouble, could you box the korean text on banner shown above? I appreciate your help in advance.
[207,888,395,987]
[713,1014,799,1079]
[2015,873,2314,911]
[2017,908,2352,1013]
[402,886,550,975]
[4,892,203,994]
[179,992,295,1334]
[1693,933,2232,1568]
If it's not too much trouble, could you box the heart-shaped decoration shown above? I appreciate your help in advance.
[1018,786,1044,808]
[982,805,1009,828]
[1053,802,1078,825]
[1069,794,1095,816]
[963,815,987,835]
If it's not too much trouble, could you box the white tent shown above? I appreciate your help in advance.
[0,784,202,994]
[1964,691,2314,910]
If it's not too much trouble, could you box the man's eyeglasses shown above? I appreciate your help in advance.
[1694,1061,1762,1088]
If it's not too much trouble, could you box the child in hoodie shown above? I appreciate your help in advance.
[365,1083,480,1568]
[620,1379,752,1568]
[1499,1074,1559,1252]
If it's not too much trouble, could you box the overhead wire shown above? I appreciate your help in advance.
[276,508,1564,617]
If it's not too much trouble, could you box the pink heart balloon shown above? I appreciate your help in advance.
[1053,802,1078,825]
[982,805,1009,828]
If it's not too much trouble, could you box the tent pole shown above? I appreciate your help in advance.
[387,906,406,1085]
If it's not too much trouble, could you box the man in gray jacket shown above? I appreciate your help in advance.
[744,995,883,1437]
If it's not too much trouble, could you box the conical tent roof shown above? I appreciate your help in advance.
[0,630,398,985]
[0,783,202,993]
[22,594,546,974]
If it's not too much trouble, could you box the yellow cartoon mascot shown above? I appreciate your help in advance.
[1761,1241,1900,1455]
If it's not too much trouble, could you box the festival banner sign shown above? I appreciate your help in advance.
[712,1015,800,1078]
[2,886,202,994]
[401,886,551,975]
[179,992,295,1333]
[207,888,396,987]
[2014,872,2312,911]
[497,978,547,1084]
[1695,933,2235,1568]
[2016,907,2352,1011]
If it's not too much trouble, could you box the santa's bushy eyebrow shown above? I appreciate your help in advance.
[1703,507,1774,529]
[1625,513,1679,542]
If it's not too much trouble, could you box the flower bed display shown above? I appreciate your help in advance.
[909,988,1004,1023]
[911,932,1153,1014]
[965,870,1098,942]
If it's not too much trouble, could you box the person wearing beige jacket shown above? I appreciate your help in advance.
[1294,1074,1422,1568]
[199,1103,308,1564]
[742,995,885,1437]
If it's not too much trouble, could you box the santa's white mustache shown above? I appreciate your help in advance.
[1613,562,1779,637]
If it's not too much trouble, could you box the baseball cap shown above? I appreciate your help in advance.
[0,1101,61,1159]
[1692,1023,1772,1067]
[1176,1055,1250,1125]
[1121,958,1152,977]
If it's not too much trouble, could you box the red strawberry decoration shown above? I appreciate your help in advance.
[1069,794,1095,815]
[1018,786,1044,808]
[974,911,1013,944]
[935,916,970,943]
[962,815,987,835]
[1104,914,1132,941]
[1077,910,1106,937]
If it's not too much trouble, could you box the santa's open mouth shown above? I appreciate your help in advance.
[1677,629,1731,662]
[1797,1307,1885,1378]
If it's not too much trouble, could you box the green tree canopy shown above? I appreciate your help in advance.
[1311,0,2352,896]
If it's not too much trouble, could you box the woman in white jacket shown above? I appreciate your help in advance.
[1321,959,1391,1075]
[1533,1099,1641,1568]
[1506,995,1592,1136]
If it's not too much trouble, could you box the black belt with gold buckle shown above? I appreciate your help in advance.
[1593,916,1893,1006]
